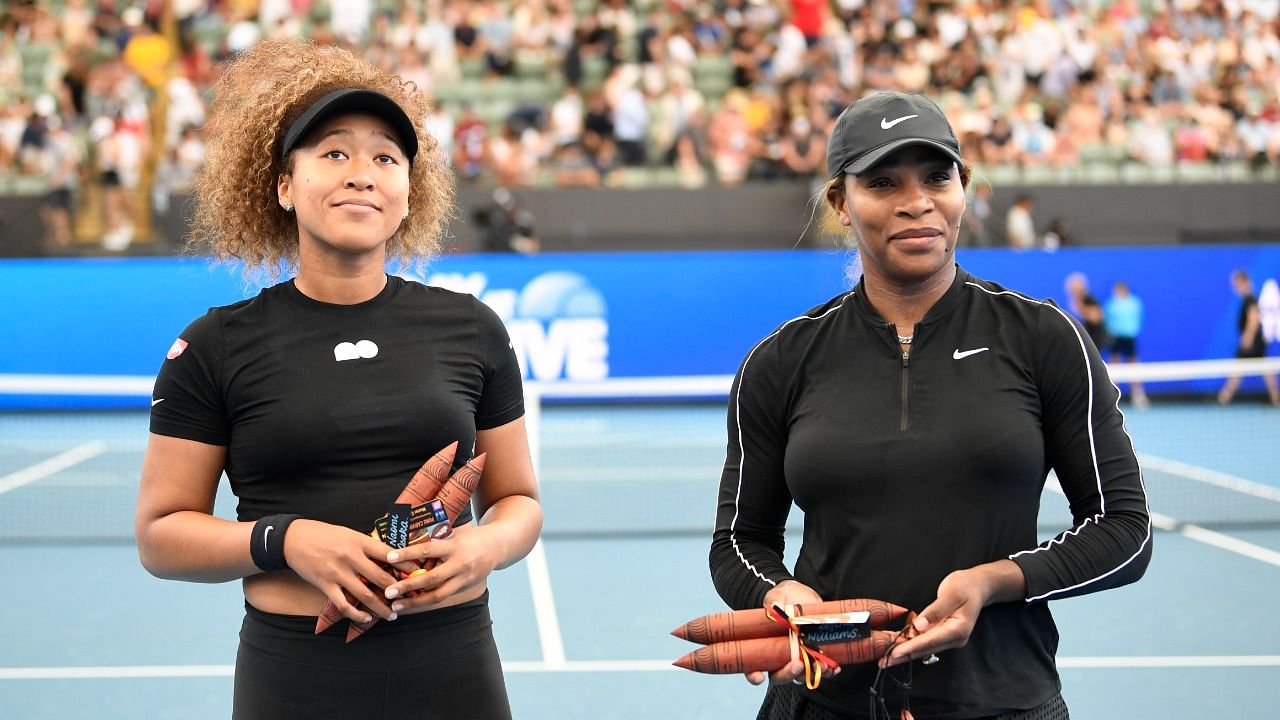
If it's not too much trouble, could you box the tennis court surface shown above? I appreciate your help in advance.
[2,393,1278,719]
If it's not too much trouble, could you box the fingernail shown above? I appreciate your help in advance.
[387,613,397,621]
[391,602,403,612]
[385,587,399,599]
[362,615,372,624]
[387,551,400,562]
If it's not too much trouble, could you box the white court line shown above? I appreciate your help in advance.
[5,656,1280,679]
[1178,524,1280,567]
[1056,655,1280,668]
[1137,453,1280,504]
[1046,461,1280,568]
[525,539,566,667]
[0,441,108,495]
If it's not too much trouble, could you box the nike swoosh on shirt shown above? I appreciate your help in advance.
[151,398,164,406]
[953,348,990,360]
[881,114,919,130]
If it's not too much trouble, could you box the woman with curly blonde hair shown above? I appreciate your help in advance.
[135,39,540,718]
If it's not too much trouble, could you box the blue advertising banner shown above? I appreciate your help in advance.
[3,246,1279,408]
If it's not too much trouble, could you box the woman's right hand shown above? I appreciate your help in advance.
[283,519,400,623]
[745,580,825,686]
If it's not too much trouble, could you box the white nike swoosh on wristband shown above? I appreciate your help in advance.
[953,347,990,360]
[881,114,919,130]
[263,525,274,551]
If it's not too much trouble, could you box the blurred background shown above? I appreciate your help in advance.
[1,0,1279,255]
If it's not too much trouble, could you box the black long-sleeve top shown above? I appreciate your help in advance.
[709,267,1152,718]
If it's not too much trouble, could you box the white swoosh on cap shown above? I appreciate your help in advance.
[881,114,919,130]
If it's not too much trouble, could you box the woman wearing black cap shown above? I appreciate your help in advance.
[709,91,1151,719]
[135,39,541,717]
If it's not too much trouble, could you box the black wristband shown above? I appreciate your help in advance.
[249,514,301,572]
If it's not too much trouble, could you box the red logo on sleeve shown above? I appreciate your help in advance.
[166,338,189,360]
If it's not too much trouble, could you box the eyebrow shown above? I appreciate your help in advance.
[314,127,404,154]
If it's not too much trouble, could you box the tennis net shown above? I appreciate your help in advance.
[1,358,1278,543]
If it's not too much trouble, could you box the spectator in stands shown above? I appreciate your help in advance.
[673,130,708,188]
[452,102,490,184]
[592,135,623,186]
[550,140,600,187]
[981,113,1018,166]
[961,181,993,247]
[1005,193,1037,249]
[1104,280,1149,409]
[0,98,28,171]
[489,120,538,188]
[778,111,825,180]
[152,123,202,215]
[706,89,752,186]
[1218,269,1280,405]
[92,113,132,251]
[1011,101,1057,166]
[547,84,585,148]
[1040,216,1073,250]
[1237,104,1275,171]
[7,0,1280,200]
[476,186,539,252]
[39,115,81,252]
[652,68,705,164]
[610,68,649,166]
[1127,104,1176,167]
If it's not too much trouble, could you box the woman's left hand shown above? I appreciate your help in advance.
[880,559,1026,668]
[379,524,499,613]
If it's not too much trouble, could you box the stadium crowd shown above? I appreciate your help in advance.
[2,0,1280,248]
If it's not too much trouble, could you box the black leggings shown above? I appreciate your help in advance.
[233,592,511,719]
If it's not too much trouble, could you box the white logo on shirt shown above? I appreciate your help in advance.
[334,340,379,361]
[953,347,990,360]
[881,114,918,130]
[151,398,164,407]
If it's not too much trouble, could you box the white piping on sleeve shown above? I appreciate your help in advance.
[727,294,854,592]
[964,282,1153,603]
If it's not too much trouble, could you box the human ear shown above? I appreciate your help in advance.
[277,173,293,212]
[826,182,852,227]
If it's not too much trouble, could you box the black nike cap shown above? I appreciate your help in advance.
[281,88,419,164]
[826,91,963,178]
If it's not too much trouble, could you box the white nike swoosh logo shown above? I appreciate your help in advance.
[151,398,164,406]
[263,526,273,551]
[953,348,990,360]
[881,114,919,130]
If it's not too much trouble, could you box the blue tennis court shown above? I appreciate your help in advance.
[2,401,1278,718]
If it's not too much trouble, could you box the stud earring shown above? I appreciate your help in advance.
[283,204,294,212]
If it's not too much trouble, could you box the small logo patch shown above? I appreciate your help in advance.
[334,340,379,362]
[166,338,188,360]
[881,114,919,130]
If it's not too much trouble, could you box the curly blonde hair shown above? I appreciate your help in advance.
[189,38,455,274]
